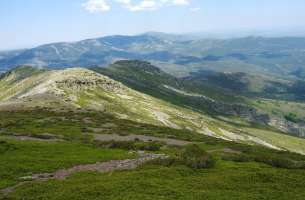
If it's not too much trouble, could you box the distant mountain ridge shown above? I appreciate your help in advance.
[1,33,305,80]
[0,33,184,69]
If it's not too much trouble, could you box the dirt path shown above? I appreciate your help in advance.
[0,135,61,142]
[93,133,191,146]
[0,152,166,195]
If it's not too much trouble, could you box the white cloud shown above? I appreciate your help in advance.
[190,7,200,12]
[82,0,111,13]
[172,0,190,6]
[118,0,159,11]
[83,0,191,13]
[118,0,191,12]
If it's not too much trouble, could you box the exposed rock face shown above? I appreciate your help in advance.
[55,74,124,92]
[207,100,270,124]
[163,84,305,137]
[15,68,126,100]
[54,68,126,92]
[269,118,305,138]
[195,95,305,137]
[177,94,270,124]
[163,85,270,124]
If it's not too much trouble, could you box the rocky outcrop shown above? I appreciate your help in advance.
[54,69,126,92]
[269,118,305,138]
[163,84,270,124]
[163,84,305,137]
[189,94,305,137]
[206,100,270,124]
[55,77,124,92]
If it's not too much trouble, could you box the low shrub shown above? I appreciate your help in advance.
[220,145,305,169]
[145,157,182,167]
[254,156,300,169]
[140,145,216,169]
[0,141,16,153]
[94,140,163,151]
[134,142,162,151]
[284,113,299,123]
[222,154,252,162]
[180,145,215,169]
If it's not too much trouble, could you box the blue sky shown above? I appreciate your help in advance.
[1,0,305,50]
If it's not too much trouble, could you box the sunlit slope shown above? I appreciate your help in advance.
[0,66,215,132]
[1,66,305,154]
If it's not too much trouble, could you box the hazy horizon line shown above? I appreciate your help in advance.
[2,29,305,51]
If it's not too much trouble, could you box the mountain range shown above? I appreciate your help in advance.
[1,32,305,80]
[2,33,305,199]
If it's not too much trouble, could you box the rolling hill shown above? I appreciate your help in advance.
[93,60,305,138]
[1,65,305,154]
[2,62,305,200]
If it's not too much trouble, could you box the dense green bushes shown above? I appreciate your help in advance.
[222,154,252,163]
[147,144,215,169]
[254,156,305,169]
[94,140,163,151]
[284,113,300,123]
[181,145,216,169]
[221,144,305,169]
[0,140,16,153]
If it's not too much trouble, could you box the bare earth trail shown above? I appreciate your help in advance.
[0,135,61,142]
[1,133,191,146]
[92,133,191,146]
[0,152,166,196]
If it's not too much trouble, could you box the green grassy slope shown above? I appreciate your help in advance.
[1,110,305,199]
[0,66,257,145]
[6,162,305,200]
[1,126,305,200]
[0,139,131,189]
[93,60,244,104]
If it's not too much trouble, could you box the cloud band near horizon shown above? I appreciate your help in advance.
[82,0,193,12]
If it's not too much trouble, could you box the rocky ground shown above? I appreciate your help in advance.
[0,151,166,195]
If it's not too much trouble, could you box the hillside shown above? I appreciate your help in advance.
[1,66,305,154]
[93,60,305,138]
[1,66,305,199]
